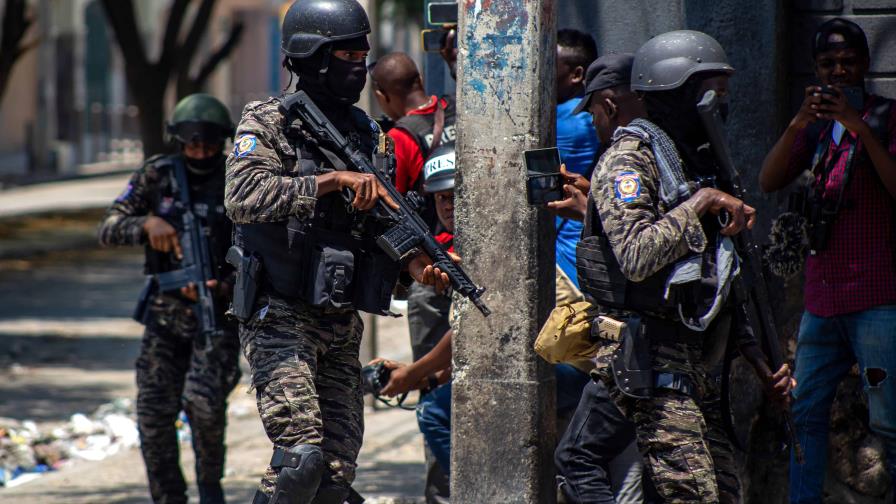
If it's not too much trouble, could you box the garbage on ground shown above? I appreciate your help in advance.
[0,397,192,487]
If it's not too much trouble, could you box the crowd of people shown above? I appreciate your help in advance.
[95,0,895,502]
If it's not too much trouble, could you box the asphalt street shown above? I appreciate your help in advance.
[0,229,427,503]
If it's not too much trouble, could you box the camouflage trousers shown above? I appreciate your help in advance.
[136,295,241,504]
[239,292,364,497]
[608,376,741,503]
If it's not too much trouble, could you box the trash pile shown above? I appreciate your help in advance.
[0,398,192,488]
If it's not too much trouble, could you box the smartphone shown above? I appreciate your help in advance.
[421,29,453,52]
[524,147,563,205]
[820,85,864,111]
[428,2,458,25]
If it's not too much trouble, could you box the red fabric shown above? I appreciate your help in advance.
[435,231,454,253]
[788,95,896,317]
[388,96,445,194]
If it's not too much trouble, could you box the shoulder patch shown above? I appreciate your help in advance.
[234,135,257,158]
[115,183,134,202]
[614,171,642,203]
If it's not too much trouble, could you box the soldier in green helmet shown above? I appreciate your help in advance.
[98,93,241,504]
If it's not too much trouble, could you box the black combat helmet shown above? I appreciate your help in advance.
[166,93,234,145]
[281,0,371,59]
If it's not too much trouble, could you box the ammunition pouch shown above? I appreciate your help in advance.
[132,277,157,325]
[238,220,400,315]
[226,245,262,322]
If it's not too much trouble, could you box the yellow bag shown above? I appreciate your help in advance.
[534,301,599,365]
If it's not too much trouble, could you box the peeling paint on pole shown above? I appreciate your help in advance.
[452,0,557,502]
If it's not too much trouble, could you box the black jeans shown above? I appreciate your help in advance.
[555,378,642,504]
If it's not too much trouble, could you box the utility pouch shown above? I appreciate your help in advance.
[304,243,355,309]
[534,301,598,364]
[610,316,653,399]
[132,277,157,325]
[226,245,261,322]
[353,251,401,315]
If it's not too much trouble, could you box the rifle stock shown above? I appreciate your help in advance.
[280,91,491,316]
[697,90,804,464]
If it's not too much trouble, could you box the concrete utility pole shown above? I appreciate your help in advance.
[452,1,557,502]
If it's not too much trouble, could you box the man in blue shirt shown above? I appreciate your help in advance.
[555,29,600,298]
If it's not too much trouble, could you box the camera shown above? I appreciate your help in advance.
[789,188,834,255]
[361,362,392,396]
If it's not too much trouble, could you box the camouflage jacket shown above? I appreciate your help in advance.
[591,132,757,382]
[98,154,234,303]
[590,133,707,282]
[224,97,319,224]
[97,155,180,248]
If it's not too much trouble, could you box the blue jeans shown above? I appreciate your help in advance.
[416,364,591,478]
[790,306,896,503]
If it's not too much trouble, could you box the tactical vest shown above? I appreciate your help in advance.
[143,154,232,281]
[575,193,672,314]
[236,98,401,315]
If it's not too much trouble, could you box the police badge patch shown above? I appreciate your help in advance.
[234,135,257,158]
[614,172,641,202]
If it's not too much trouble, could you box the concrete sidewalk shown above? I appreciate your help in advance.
[0,173,130,219]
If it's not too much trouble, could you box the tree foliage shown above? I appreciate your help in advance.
[100,0,243,157]
[0,0,36,102]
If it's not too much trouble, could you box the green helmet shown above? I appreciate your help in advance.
[167,93,235,144]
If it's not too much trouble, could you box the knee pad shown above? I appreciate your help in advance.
[267,445,325,504]
[313,484,364,504]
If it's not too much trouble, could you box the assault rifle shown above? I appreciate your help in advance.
[279,91,491,316]
[155,158,222,345]
[697,90,804,464]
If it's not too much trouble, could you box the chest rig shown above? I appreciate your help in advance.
[143,155,231,280]
[236,98,401,314]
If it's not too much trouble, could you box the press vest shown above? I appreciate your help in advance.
[236,96,401,314]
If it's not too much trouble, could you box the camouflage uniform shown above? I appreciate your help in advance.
[590,133,747,503]
[98,157,241,504]
[225,97,368,497]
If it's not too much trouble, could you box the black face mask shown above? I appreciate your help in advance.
[185,152,225,175]
[325,56,368,104]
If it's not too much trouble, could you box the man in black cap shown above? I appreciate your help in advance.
[552,53,657,504]
[547,53,648,223]
[760,17,896,503]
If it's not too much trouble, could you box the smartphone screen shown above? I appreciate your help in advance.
[428,2,458,25]
[524,147,562,205]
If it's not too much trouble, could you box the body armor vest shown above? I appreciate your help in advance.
[236,97,401,314]
[143,154,232,281]
[576,197,673,315]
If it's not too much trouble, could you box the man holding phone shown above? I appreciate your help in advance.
[759,18,896,502]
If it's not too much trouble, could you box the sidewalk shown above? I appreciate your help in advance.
[0,173,130,220]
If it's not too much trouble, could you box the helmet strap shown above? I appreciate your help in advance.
[282,56,295,91]
[318,47,332,85]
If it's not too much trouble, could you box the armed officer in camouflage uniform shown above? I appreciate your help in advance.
[225,1,449,503]
[98,93,241,504]
[579,31,795,502]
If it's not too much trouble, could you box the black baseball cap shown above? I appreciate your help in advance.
[813,18,869,59]
[572,53,635,115]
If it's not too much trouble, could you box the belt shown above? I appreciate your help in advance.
[654,372,698,398]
